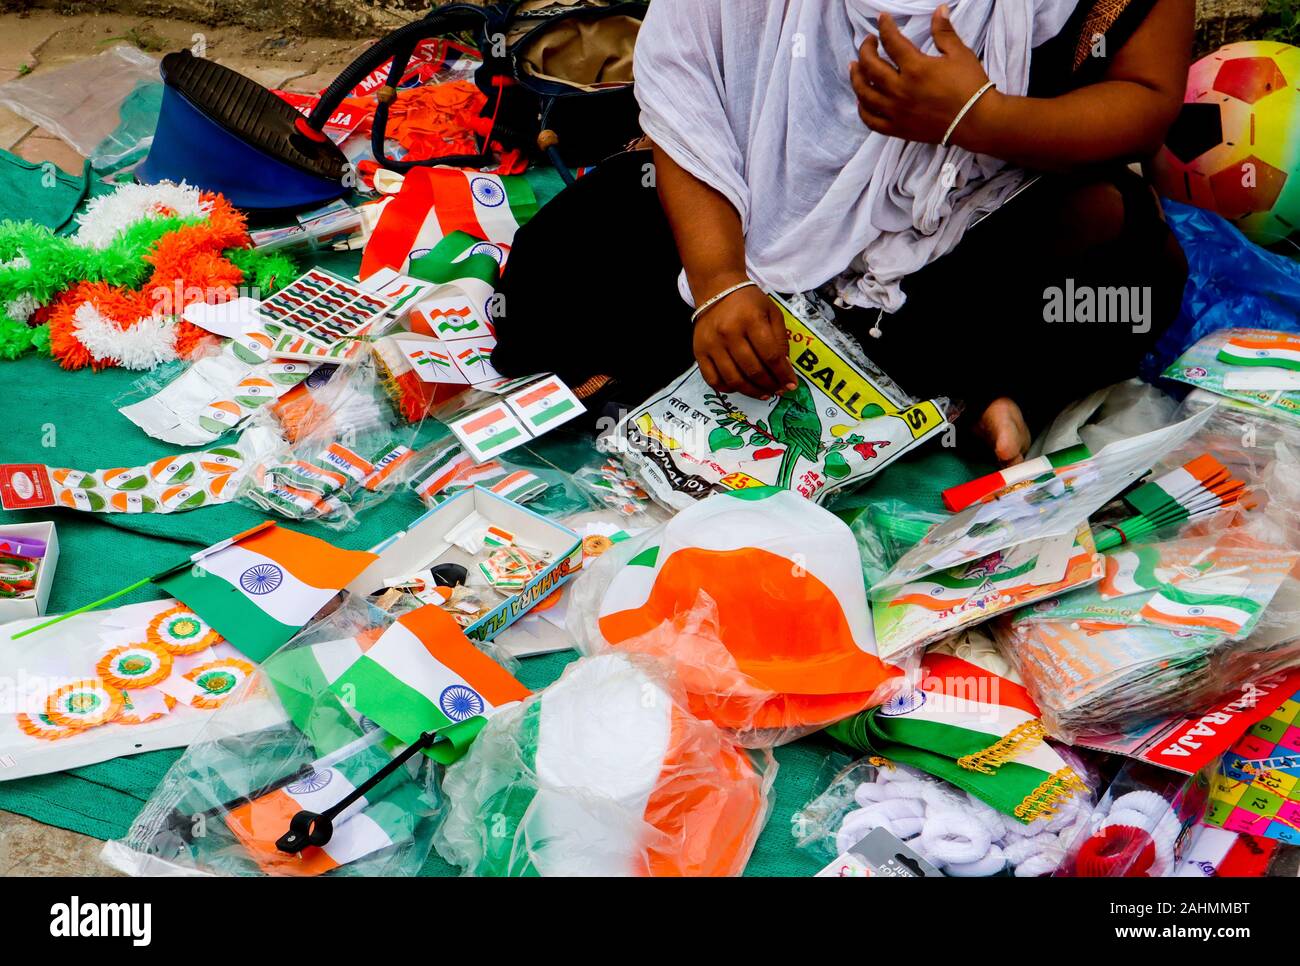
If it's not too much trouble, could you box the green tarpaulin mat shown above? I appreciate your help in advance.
[0,170,980,876]
[0,147,110,232]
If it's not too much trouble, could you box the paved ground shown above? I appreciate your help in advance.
[0,812,122,876]
[0,9,378,172]
[0,9,382,876]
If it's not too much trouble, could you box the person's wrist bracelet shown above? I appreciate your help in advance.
[690,280,759,325]
[941,80,995,148]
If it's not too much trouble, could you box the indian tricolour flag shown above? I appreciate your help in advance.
[152,523,377,662]
[359,168,536,278]
[1138,584,1261,637]
[1100,545,1164,599]
[508,377,583,432]
[264,633,389,755]
[406,231,502,322]
[827,653,1085,821]
[452,404,527,458]
[1218,332,1300,372]
[224,738,430,876]
[330,604,529,763]
[886,557,1037,611]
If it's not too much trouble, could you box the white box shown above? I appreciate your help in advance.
[0,521,58,622]
[347,487,582,643]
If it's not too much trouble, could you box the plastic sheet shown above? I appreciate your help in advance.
[236,357,423,530]
[879,406,1217,587]
[1031,379,1181,458]
[102,599,445,876]
[0,46,162,174]
[797,758,1091,877]
[1054,760,1208,877]
[1146,200,1300,381]
[567,487,911,747]
[434,652,775,877]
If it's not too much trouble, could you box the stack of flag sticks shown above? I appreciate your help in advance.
[1094,454,1248,552]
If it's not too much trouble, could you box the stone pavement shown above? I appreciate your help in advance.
[0,9,378,173]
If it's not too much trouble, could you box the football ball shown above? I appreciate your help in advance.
[1150,41,1300,244]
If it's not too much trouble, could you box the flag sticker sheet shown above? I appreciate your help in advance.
[447,375,586,462]
[1206,683,1300,844]
[1165,327,1300,423]
[0,446,245,515]
[252,269,393,363]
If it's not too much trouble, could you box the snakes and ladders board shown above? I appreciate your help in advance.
[1205,684,1300,844]
[253,268,393,363]
[0,446,246,515]
[612,297,948,510]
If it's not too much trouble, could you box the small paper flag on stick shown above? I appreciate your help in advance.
[1095,453,1247,552]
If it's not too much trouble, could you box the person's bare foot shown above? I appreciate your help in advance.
[975,397,1031,467]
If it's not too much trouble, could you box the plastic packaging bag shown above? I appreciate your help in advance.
[606,294,951,511]
[116,337,321,447]
[1054,760,1209,877]
[566,486,912,747]
[0,46,162,173]
[406,435,597,518]
[102,598,445,876]
[1146,199,1300,381]
[434,652,775,876]
[1031,378,1180,457]
[796,758,1091,877]
[236,357,423,530]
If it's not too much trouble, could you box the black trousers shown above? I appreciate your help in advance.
[491,150,1187,431]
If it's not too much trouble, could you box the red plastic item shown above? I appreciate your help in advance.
[1075,825,1156,877]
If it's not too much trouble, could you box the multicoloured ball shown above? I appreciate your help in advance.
[1151,41,1300,244]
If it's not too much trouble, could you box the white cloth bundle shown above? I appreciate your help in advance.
[635,0,1079,311]
[837,762,1089,877]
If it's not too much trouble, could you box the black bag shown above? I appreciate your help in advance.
[301,0,647,176]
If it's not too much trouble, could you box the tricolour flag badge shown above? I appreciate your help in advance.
[450,338,503,385]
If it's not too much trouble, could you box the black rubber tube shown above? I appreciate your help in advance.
[305,6,486,133]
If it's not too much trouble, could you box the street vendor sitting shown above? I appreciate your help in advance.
[491,0,1194,466]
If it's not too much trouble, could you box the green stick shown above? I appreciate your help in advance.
[9,576,153,640]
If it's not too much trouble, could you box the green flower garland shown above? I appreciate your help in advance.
[0,217,297,361]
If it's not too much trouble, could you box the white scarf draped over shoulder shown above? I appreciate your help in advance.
[634,0,1080,311]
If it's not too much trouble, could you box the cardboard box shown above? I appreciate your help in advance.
[347,486,582,643]
[0,521,58,622]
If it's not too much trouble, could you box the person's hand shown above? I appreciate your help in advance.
[849,6,996,146]
[692,283,798,399]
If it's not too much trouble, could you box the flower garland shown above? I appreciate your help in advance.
[0,182,296,370]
